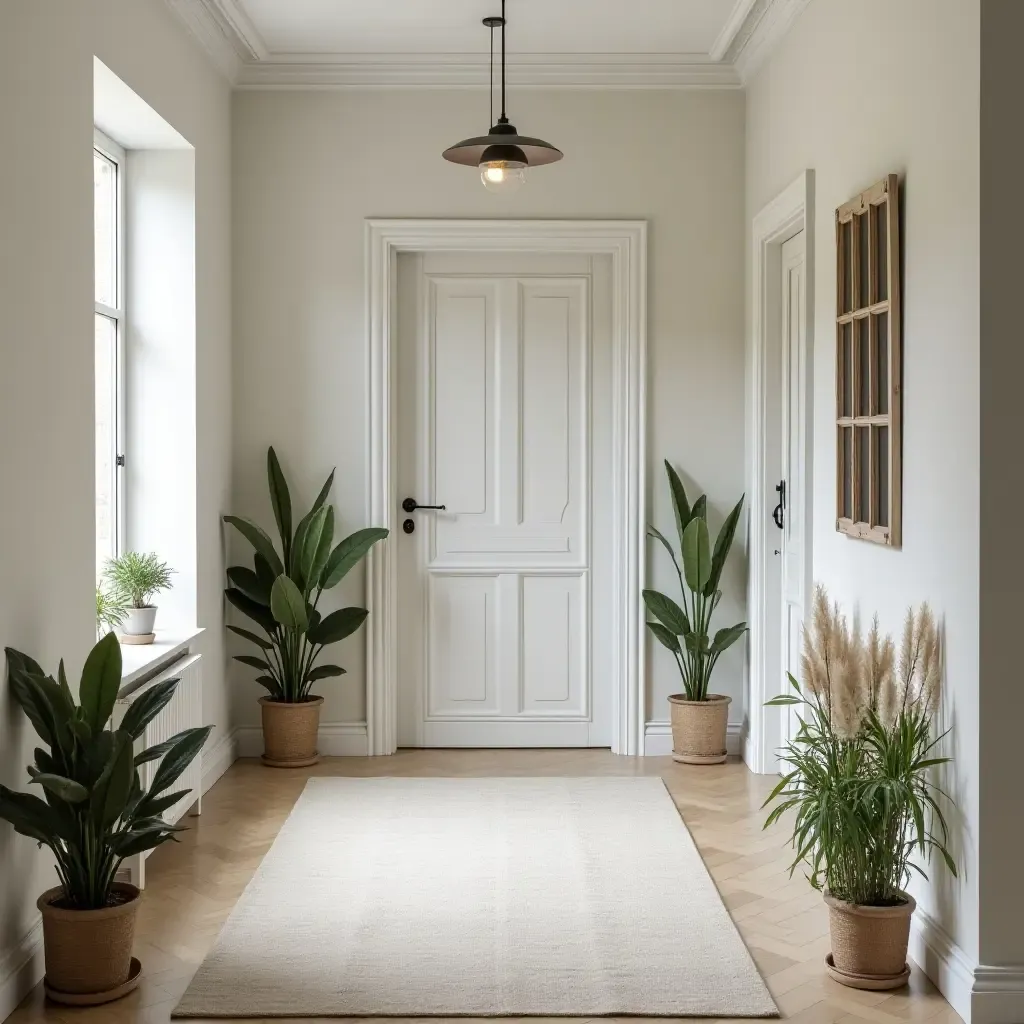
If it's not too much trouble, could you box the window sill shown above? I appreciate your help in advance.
[119,627,205,694]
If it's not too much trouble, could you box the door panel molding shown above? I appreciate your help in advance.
[747,173,815,775]
[366,219,648,755]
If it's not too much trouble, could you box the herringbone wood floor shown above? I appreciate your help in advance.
[9,750,962,1024]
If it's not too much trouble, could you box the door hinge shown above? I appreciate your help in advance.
[116,454,126,467]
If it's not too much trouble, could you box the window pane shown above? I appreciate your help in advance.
[841,323,853,417]
[875,312,889,414]
[840,427,853,520]
[96,313,118,579]
[856,426,871,524]
[857,317,870,417]
[856,211,870,309]
[94,150,117,308]
[874,201,888,302]
[875,426,889,528]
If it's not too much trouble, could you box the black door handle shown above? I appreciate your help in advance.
[772,481,785,530]
[402,498,446,513]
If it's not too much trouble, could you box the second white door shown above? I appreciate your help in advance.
[396,251,613,747]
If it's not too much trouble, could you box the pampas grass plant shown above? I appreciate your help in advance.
[763,585,956,906]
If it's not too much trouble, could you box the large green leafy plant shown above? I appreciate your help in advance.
[224,447,388,704]
[763,586,956,906]
[643,461,746,702]
[0,633,211,909]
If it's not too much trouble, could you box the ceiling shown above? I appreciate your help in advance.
[164,0,811,88]
[238,0,736,56]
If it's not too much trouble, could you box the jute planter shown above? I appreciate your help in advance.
[668,693,731,764]
[38,883,141,1003]
[260,695,324,767]
[824,891,915,990]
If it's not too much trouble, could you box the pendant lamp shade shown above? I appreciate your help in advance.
[442,0,562,189]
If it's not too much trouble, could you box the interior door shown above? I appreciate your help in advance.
[779,231,807,748]
[396,251,612,748]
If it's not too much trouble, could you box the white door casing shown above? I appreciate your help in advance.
[396,253,613,747]
[780,231,807,748]
[365,221,647,756]
[747,174,814,775]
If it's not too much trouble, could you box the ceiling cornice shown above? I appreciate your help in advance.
[164,0,809,90]
[236,54,742,91]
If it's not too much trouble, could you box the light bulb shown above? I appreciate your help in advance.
[480,160,526,194]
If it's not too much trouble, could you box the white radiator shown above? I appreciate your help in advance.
[113,652,203,887]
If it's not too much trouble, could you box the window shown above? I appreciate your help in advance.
[94,131,125,581]
[835,174,902,547]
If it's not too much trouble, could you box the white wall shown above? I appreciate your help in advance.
[745,0,984,1012]
[231,88,747,739]
[0,0,231,1008]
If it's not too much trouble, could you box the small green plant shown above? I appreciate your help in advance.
[762,586,956,906]
[643,460,746,701]
[0,633,211,909]
[104,551,174,609]
[224,447,388,703]
[95,586,129,637]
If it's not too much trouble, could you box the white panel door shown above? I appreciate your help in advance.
[780,231,807,748]
[396,252,612,747]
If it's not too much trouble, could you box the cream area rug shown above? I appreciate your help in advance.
[174,777,777,1018]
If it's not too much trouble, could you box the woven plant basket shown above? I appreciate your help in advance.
[824,891,915,989]
[668,693,731,764]
[260,695,324,767]
[38,882,140,999]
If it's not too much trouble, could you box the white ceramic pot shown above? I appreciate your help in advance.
[122,606,157,636]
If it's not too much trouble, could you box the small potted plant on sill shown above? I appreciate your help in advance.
[103,551,174,644]
[644,461,746,763]
[0,633,211,1005]
[763,586,956,990]
[224,447,388,767]
[96,585,129,639]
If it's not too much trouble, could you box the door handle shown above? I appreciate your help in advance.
[402,498,446,513]
[772,481,786,530]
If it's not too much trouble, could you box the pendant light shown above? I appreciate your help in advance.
[442,0,562,193]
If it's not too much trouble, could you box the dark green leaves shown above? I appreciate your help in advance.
[79,632,122,733]
[306,664,346,682]
[642,590,690,636]
[223,515,284,578]
[91,730,135,828]
[646,622,681,653]
[31,774,88,804]
[226,587,278,634]
[267,446,293,560]
[321,528,389,589]
[271,575,308,631]
[681,516,711,593]
[227,566,271,606]
[710,623,747,654]
[705,495,744,597]
[119,677,180,739]
[664,460,691,549]
[146,726,212,803]
[227,624,273,650]
[308,607,368,646]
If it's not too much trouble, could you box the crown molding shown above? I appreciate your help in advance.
[729,0,813,82]
[164,0,809,90]
[236,53,742,90]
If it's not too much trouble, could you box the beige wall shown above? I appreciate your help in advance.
[230,88,747,738]
[0,0,231,984]
[745,0,983,1000]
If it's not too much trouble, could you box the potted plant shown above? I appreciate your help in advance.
[224,447,388,767]
[763,586,956,990]
[96,585,129,639]
[643,461,745,763]
[0,633,211,1004]
[103,551,174,643]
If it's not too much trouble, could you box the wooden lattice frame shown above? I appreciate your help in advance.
[835,174,902,547]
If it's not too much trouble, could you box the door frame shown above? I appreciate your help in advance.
[747,173,815,775]
[365,219,648,756]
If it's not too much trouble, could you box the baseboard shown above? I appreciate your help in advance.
[202,725,239,794]
[0,918,43,1023]
[910,906,1024,1024]
[910,907,976,1022]
[236,722,369,757]
[643,721,744,757]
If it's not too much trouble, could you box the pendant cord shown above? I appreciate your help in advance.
[500,0,507,121]
[489,22,494,125]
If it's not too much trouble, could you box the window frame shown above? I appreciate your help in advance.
[835,173,902,548]
[94,128,127,567]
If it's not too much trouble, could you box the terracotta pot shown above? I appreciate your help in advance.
[38,883,140,999]
[824,891,915,990]
[260,695,324,767]
[668,693,731,764]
